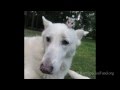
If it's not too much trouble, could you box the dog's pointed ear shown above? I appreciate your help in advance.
[76,29,89,40]
[42,16,52,29]
[76,29,89,46]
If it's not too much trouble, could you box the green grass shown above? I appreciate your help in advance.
[69,39,96,79]
[24,29,41,36]
[24,29,96,79]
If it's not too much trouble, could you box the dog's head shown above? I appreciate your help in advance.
[40,16,89,74]
[66,17,75,28]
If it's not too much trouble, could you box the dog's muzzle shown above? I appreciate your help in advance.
[40,63,53,74]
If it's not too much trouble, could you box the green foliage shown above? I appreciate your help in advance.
[24,11,96,39]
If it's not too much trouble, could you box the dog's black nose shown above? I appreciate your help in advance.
[40,63,53,74]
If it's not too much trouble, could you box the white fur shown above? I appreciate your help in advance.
[24,16,89,79]
[68,70,90,79]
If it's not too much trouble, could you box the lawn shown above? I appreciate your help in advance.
[24,29,96,79]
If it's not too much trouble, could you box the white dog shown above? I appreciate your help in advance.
[24,16,90,79]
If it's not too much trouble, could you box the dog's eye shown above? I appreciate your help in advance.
[46,37,51,42]
[62,40,69,45]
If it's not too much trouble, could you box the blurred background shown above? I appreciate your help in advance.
[24,11,96,40]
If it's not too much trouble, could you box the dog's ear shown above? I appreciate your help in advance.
[76,29,89,46]
[42,16,52,29]
[66,16,69,19]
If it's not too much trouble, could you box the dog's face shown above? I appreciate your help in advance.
[40,16,89,74]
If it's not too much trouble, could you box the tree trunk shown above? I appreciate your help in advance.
[36,15,38,29]
[31,12,35,29]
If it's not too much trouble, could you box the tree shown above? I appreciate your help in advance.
[31,11,35,29]
[24,11,96,40]
[80,11,96,40]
